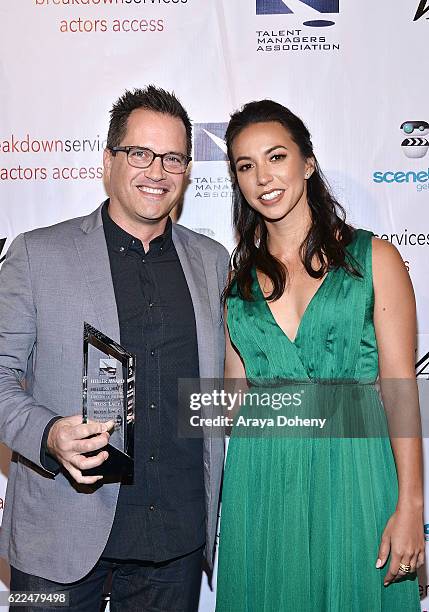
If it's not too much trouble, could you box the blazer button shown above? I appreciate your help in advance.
[149,504,155,511]
[149,403,156,410]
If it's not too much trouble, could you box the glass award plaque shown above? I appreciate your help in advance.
[82,322,135,479]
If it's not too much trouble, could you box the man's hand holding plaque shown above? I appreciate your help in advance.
[47,415,115,485]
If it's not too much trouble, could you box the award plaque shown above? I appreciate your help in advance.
[82,322,135,479]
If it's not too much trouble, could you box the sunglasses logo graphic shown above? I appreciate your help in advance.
[400,121,429,159]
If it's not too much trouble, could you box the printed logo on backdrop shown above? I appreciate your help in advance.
[372,120,429,193]
[372,228,429,272]
[414,0,429,21]
[256,0,338,26]
[416,351,429,378]
[33,0,184,35]
[189,123,231,240]
[191,123,232,212]
[0,238,6,265]
[193,123,228,162]
[256,0,340,52]
[400,121,429,159]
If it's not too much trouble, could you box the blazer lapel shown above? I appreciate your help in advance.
[73,205,120,343]
[172,226,216,378]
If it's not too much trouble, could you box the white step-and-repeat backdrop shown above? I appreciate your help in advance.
[1,1,429,609]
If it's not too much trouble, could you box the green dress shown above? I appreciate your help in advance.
[216,230,420,612]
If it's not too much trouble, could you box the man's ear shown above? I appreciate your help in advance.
[103,148,112,182]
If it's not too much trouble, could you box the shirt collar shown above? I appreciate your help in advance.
[102,200,173,256]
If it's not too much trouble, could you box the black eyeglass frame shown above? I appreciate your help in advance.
[109,146,192,174]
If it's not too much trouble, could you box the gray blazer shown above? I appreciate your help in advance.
[0,205,229,583]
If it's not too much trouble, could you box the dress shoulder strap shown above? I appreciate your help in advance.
[345,228,374,306]
[346,229,374,276]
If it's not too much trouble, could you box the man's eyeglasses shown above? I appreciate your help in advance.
[109,146,192,174]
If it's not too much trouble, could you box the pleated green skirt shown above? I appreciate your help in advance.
[215,433,421,612]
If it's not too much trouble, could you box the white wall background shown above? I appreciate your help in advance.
[1,1,429,609]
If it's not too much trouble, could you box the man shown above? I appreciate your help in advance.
[0,86,229,611]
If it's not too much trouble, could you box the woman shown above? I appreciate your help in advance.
[216,100,424,611]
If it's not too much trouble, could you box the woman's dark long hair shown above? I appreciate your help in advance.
[223,100,360,302]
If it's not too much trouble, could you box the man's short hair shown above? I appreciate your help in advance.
[107,86,192,156]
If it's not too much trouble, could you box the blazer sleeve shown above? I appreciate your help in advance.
[0,233,60,471]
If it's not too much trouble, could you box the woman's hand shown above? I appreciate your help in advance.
[376,507,425,586]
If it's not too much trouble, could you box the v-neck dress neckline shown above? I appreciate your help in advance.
[252,266,332,345]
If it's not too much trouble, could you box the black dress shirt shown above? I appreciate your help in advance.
[99,202,205,561]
